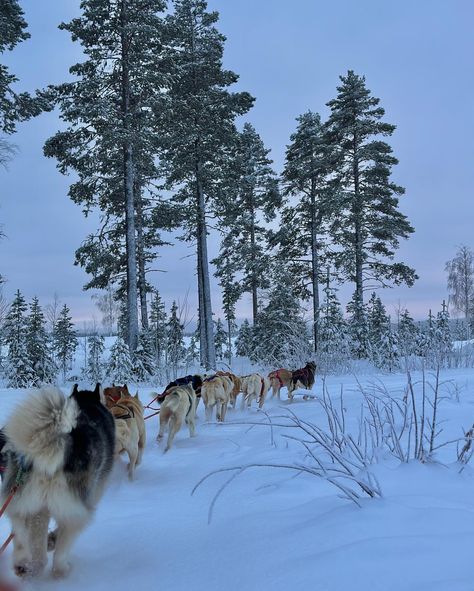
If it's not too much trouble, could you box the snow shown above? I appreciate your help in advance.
[1,369,474,590]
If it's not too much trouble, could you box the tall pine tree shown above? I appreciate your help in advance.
[160,0,253,369]
[214,123,279,323]
[325,71,416,327]
[44,0,169,352]
[277,111,333,351]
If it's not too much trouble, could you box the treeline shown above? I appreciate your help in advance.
[1,0,418,370]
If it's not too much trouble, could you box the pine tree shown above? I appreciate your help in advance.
[318,275,350,370]
[26,296,56,385]
[186,332,200,366]
[214,123,280,324]
[107,336,133,383]
[434,301,453,366]
[277,111,333,352]
[398,308,420,358]
[0,1,49,162]
[346,293,370,359]
[214,318,227,361]
[166,301,185,375]
[160,0,253,369]
[44,0,170,353]
[132,331,155,381]
[3,289,33,387]
[325,71,417,320]
[235,320,253,358]
[213,241,240,364]
[86,333,105,383]
[53,304,78,381]
[149,290,167,367]
[251,285,311,367]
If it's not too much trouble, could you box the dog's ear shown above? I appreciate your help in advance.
[134,391,139,399]
[94,383,101,396]
[71,384,79,396]
[123,384,129,393]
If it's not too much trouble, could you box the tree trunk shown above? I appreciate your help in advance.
[249,193,258,324]
[135,185,149,330]
[197,235,207,366]
[196,158,216,369]
[353,134,364,323]
[121,0,139,353]
[310,187,320,353]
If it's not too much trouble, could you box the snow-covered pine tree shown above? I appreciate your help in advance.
[397,308,420,358]
[86,332,105,383]
[433,301,453,367]
[0,0,49,169]
[53,304,78,382]
[44,0,171,354]
[132,331,155,382]
[325,71,417,325]
[214,249,239,364]
[235,320,253,358]
[160,0,253,369]
[107,336,133,383]
[26,296,56,385]
[166,301,185,377]
[318,273,350,371]
[214,123,280,324]
[366,292,399,369]
[251,284,311,367]
[214,318,227,361]
[186,332,199,366]
[149,290,167,367]
[3,289,33,387]
[346,293,370,360]
[277,111,333,352]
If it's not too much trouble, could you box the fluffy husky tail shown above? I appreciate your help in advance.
[4,387,79,476]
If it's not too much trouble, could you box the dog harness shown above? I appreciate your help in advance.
[112,403,135,420]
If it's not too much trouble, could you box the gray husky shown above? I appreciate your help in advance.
[0,384,115,579]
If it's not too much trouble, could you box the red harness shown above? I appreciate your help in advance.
[273,370,284,387]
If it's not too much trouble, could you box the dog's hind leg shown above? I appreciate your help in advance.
[165,417,182,452]
[51,516,89,579]
[127,447,138,481]
[186,414,196,438]
[10,509,49,578]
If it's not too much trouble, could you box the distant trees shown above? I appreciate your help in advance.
[446,245,474,323]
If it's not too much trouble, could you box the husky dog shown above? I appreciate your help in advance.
[157,385,197,452]
[201,375,233,422]
[241,374,271,409]
[268,368,293,400]
[0,384,115,580]
[215,371,241,409]
[287,361,316,401]
[157,375,203,404]
[109,391,146,481]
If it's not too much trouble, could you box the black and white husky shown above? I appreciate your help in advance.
[0,384,115,579]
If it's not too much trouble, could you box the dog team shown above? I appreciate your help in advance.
[0,361,316,580]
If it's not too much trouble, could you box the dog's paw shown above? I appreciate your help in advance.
[14,559,45,578]
[52,562,71,579]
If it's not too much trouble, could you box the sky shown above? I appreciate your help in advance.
[1,0,473,326]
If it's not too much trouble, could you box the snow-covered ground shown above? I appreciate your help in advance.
[2,368,474,590]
